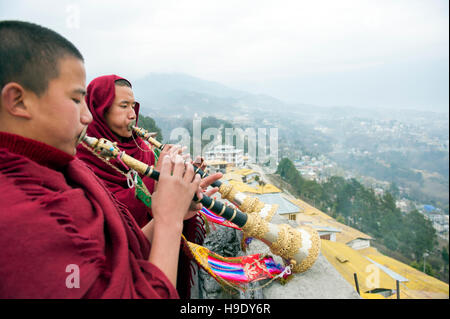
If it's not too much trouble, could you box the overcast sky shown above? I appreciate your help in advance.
[1,0,448,112]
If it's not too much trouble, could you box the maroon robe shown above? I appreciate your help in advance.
[0,131,179,298]
[75,75,206,298]
[76,74,155,227]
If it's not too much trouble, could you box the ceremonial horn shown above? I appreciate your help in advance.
[83,135,320,273]
[129,121,164,150]
[130,124,278,219]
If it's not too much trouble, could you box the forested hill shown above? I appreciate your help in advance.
[276,157,448,282]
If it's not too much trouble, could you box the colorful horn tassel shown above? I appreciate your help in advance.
[200,207,241,230]
[182,235,290,292]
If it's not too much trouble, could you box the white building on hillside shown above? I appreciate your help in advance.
[204,145,244,167]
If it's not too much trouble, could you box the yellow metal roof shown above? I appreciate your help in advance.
[291,195,449,299]
[227,180,257,193]
[205,160,229,166]
[232,168,257,176]
[221,172,243,182]
[227,180,281,194]
[321,239,449,299]
[219,172,449,299]
[289,197,372,243]
[321,240,398,295]
[256,184,281,194]
[357,247,382,256]
[361,253,449,299]
[360,292,387,299]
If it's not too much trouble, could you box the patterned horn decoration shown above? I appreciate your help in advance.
[83,135,320,273]
[130,125,279,220]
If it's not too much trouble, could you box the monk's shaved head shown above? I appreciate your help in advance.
[0,20,84,97]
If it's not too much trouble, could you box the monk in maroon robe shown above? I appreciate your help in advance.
[76,75,221,298]
[0,20,210,299]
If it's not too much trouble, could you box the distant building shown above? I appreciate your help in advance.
[423,205,436,213]
[374,188,384,197]
[425,213,449,238]
[396,199,409,213]
[312,225,341,241]
[298,167,317,180]
[205,159,229,174]
[204,145,244,168]
[290,197,373,246]
[232,168,259,183]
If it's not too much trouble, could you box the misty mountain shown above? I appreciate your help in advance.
[132,73,449,123]
[132,73,292,117]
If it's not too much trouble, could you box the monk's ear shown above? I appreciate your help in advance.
[0,82,33,119]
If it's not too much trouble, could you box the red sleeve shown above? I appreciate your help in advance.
[0,151,179,299]
[134,260,180,299]
[0,176,101,298]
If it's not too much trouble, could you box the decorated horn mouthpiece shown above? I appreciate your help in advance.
[127,119,137,131]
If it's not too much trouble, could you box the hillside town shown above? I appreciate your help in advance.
[272,150,448,240]
[202,143,449,299]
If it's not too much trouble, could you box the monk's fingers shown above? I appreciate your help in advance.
[169,145,184,162]
[159,155,173,178]
[172,155,186,178]
[194,186,203,203]
[205,187,219,197]
[192,156,206,170]
[193,156,202,165]
[199,172,223,188]
[162,144,173,152]
[199,157,207,170]
[183,162,195,182]
[181,153,191,163]
[192,173,202,194]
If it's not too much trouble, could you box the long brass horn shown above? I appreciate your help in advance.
[83,135,320,273]
[130,124,278,219]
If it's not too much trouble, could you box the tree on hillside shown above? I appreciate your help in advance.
[138,115,163,142]
[274,157,444,282]
[399,210,437,260]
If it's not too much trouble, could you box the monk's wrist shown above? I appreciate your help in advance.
[153,218,183,235]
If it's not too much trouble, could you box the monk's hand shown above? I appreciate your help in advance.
[192,156,207,171]
[151,155,201,229]
[154,144,188,173]
[185,171,223,220]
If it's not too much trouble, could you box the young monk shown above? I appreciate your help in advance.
[76,75,222,298]
[0,20,206,298]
